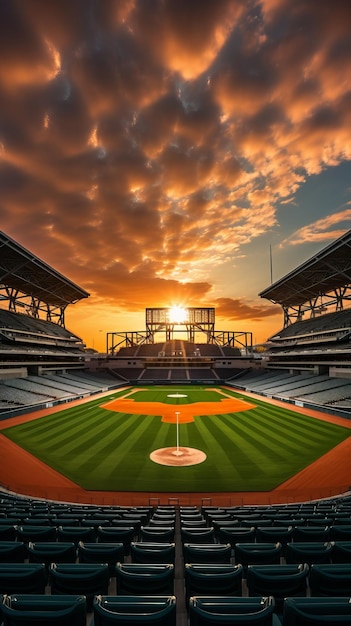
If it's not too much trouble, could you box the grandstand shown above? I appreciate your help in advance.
[228,230,351,415]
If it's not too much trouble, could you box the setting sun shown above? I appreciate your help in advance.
[168,305,188,324]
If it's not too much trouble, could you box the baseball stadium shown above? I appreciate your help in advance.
[1,230,351,624]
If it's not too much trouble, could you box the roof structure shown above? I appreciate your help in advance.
[259,230,351,324]
[0,231,89,323]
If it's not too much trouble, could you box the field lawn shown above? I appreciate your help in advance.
[3,385,350,492]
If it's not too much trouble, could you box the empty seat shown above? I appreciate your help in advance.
[115,563,174,596]
[181,527,215,544]
[189,595,276,626]
[16,525,57,543]
[185,563,243,603]
[140,526,175,543]
[78,541,124,572]
[0,563,47,594]
[57,525,96,544]
[97,526,136,555]
[0,526,17,541]
[183,543,232,564]
[292,526,330,542]
[0,541,27,563]
[93,594,176,625]
[282,596,351,624]
[27,541,77,566]
[329,526,351,541]
[0,593,87,626]
[49,563,110,611]
[218,526,256,546]
[332,541,351,563]
[130,542,175,564]
[247,564,309,612]
[309,563,351,596]
[285,542,334,565]
[233,543,282,568]
[255,526,294,550]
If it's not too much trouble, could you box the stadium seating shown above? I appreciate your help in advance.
[184,563,243,603]
[115,563,174,596]
[130,541,176,564]
[183,542,232,564]
[309,563,351,596]
[0,594,87,626]
[77,541,125,571]
[0,541,27,563]
[233,542,282,568]
[189,595,277,626]
[246,564,309,612]
[26,541,77,566]
[0,563,47,594]
[49,563,110,611]
[285,541,334,565]
[281,596,351,625]
[93,594,177,626]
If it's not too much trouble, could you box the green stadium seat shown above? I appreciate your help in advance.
[49,562,110,611]
[282,596,351,625]
[233,543,282,569]
[78,541,124,572]
[183,543,232,564]
[27,541,77,566]
[331,541,351,563]
[57,525,96,545]
[16,525,57,543]
[329,526,351,541]
[189,595,278,625]
[0,594,87,626]
[140,526,175,543]
[285,542,334,565]
[218,526,256,546]
[246,564,309,612]
[292,526,330,542]
[130,542,176,564]
[97,526,136,556]
[0,563,47,594]
[255,526,294,549]
[309,563,351,596]
[181,527,215,544]
[115,563,174,596]
[0,541,27,563]
[184,563,243,603]
[93,594,176,625]
[0,525,17,541]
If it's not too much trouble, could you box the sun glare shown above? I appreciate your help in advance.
[169,305,188,324]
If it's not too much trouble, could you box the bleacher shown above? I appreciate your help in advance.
[0,491,351,625]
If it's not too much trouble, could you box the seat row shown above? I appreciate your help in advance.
[0,593,176,625]
[189,595,351,625]
[0,540,176,564]
[0,562,175,611]
[0,523,176,545]
[2,594,351,625]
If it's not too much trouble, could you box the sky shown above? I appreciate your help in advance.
[0,0,351,352]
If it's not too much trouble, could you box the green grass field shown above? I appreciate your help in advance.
[3,385,350,492]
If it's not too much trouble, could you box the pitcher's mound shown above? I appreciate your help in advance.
[150,446,207,466]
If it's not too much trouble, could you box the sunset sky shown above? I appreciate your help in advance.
[1,0,351,351]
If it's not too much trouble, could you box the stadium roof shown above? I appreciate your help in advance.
[0,231,89,306]
[259,229,351,307]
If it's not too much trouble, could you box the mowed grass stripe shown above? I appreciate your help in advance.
[201,414,278,479]
[222,412,292,463]
[242,403,349,449]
